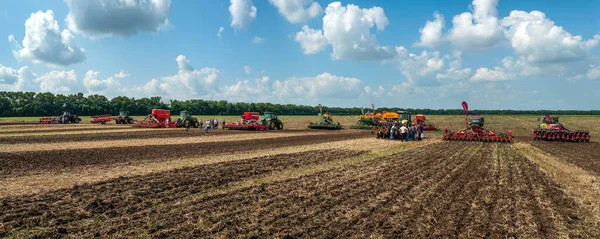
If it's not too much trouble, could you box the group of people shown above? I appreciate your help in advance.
[185,119,224,133]
[376,121,424,141]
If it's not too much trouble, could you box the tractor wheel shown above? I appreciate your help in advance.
[127,118,133,124]
[74,118,81,123]
[194,121,199,128]
[278,122,283,130]
[269,121,276,130]
[183,119,190,128]
[101,121,106,125]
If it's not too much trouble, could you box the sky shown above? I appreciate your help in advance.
[0,0,599,110]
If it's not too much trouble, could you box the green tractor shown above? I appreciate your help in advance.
[308,104,342,130]
[115,111,135,124]
[176,111,200,128]
[261,112,284,130]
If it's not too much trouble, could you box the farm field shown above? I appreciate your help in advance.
[1,115,599,238]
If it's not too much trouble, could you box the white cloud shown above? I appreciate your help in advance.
[436,52,472,80]
[65,0,171,38]
[470,67,515,82]
[114,70,129,79]
[0,65,35,91]
[414,12,445,49]
[134,55,220,99]
[502,10,600,63]
[244,65,252,74]
[229,0,257,29]
[588,66,600,80]
[321,2,396,61]
[217,26,224,39]
[220,76,272,102]
[8,10,86,66]
[84,70,121,95]
[252,36,264,43]
[396,47,450,87]
[268,0,322,24]
[0,64,18,85]
[295,25,328,54]
[446,0,503,52]
[34,70,78,93]
[532,90,538,95]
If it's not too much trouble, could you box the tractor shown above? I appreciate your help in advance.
[176,111,200,128]
[308,104,342,130]
[351,104,380,129]
[115,111,135,124]
[261,112,283,130]
[40,110,81,124]
[531,114,590,142]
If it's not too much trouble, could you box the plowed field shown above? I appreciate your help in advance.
[1,118,599,238]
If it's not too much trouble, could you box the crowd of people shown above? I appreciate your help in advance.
[184,118,224,133]
[375,121,424,141]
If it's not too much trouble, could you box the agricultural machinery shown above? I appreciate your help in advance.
[261,112,283,130]
[222,112,270,130]
[308,104,342,130]
[39,111,81,124]
[90,114,115,124]
[115,111,135,124]
[176,111,200,128]
[350,104,380,129]
[415,114,438,131]
[133,109,177,128]
[443,101,513,143]
[531,114,590,142]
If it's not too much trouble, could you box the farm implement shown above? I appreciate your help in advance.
[415,114,438,131]
[222,112,271,130]
[308,104,342,130]
[350,104,379,129]
[133,109,177,128]
[39,111,81,124]
[531,114,590,142]
[90,114,115,124]
[443,101,513,143]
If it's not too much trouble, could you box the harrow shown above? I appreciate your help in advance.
[531,114,590,142]
[443,101,513,143]
[90,114,115,124]
[222,112,270,130]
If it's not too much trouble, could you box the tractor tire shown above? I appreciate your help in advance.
[127,118,133,124]
[183,119,190,128]
[74,118,81,123]
[278,122,283,130]
[269,121,276,130]
[194,121,199,128]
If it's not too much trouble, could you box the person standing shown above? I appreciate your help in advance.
[410,123,417,141]
[400,124,408,142]
[389,124,396,139]
[205,119,210,133]
[418,123,424,140]
[186,119,191,133]
[199,119,203,129]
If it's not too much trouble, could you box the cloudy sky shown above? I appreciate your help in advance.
[0,0,599,110]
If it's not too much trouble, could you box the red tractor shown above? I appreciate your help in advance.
[133,109,177,128]
[443,101,513,143]
[531,114,590,142]
[40,110,81,124]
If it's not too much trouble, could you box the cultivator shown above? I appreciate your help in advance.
[222,112,269,130]
[443,101,513,143]
[350,104,379,129]
[415,114,438,131]
[90,114,115,124]
[531,114,590,142]
[133,109,177,128]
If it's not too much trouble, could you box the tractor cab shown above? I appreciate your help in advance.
[468,115,485,128]
[539,116,559,124]
[119,111,129,117]
[62,111,72,118]
[397,111,412,126]
[263,112,278,121]
[180,111,191,119]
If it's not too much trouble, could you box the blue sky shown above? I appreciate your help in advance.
[0,0,599,110]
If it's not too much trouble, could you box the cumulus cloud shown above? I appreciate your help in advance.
[244,65,252,74]
[470,67,515,82]
[217,27,224,39]
[396,47,451,87]
[447,0,504,52]
[588,66,600,80]
[135,55,220,99]
[436,52,472,80]
[220,76,272,102]
[229,0,257,29]
[268,0,322,24]
[65,0,171,38]
[34,70,78,93]
[502,10,600,63]
[322,2,396,61]
[9,10,86,66]
[84,70,121,95]
[414,12,445,49]
[295,25,328,54]
[0,65,35,91]
[114,70,129,79]
[252,36,264,43]
[0,64,18,85]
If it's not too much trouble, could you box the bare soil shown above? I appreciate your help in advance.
[0,130,370,178]
[530,141,600,175]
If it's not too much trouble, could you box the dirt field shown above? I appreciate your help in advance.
[1,115,599,238]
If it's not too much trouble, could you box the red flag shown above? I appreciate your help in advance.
[461,101,468,116]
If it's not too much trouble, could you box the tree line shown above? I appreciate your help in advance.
[1,91,599,117]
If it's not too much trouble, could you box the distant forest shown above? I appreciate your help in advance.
[1,91,599,117]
